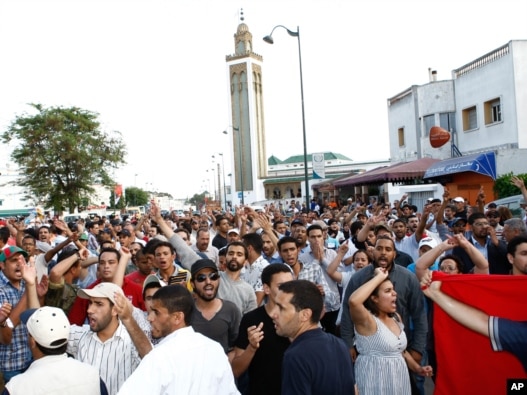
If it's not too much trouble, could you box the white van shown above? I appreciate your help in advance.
[485,194,525,218]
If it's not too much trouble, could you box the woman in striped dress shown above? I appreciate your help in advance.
[349,267,433,394]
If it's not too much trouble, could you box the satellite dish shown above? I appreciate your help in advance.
[429,126,451,148]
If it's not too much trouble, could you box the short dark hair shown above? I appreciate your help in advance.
[278,280,323,325]
[144,238,164,255]
[154,241,175,255]
[215,216,229,227]
[273,220,286,230]
[226,241,248,259]
[35,342,68,356]
[375,234,396,249]
[392,218,407,226]
[277,236,299,251]
[306,224,323,236]
[174,228,190,239]
[196,228,210,238]
[241,233,263,254]
[261,264,292,286]
[438,254,465,273]
[507,235,527,256]
[468,212,486,225]
[98,248,121,263]
[0,227,10,244]
[152,285,194,326]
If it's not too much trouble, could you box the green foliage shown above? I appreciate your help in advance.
[188,192,208,206]
[109,190,126,210]
[2,104,126,213]
[493,172,527,198]
[125,187,149,206]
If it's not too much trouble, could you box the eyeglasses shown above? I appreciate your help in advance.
[440,265,458,273]
[194,272,220,283]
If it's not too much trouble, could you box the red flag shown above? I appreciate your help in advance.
[432,272,527,395]
[114,184,123,205]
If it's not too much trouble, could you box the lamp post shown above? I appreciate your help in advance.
[207,168,216,202]
[264,25,309,207]
[223,126,244,205]
[212,153,227,212]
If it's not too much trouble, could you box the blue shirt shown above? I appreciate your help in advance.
[282,328,355,395]
[0,272,31,372]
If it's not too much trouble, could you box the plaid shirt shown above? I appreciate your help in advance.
[87,233,99,253]
[0,272,31,372]
[299,248,341,312]
[294,258,341,312]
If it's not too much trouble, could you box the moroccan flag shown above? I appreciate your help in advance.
[432,272,527,395]
[114,184,123,205]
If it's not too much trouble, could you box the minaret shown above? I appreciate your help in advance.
[225,10,267,205]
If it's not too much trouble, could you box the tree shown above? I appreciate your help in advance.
[493,172,527,198]
[188,192,209,207]
[124,187,149,207]
[2,104,126,213]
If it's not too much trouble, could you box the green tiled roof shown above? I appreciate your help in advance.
[268,155,282,165]
[268,152,352,165]
[263,173,346,184]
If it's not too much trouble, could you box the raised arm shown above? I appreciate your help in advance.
[151,200,199,270]
[421,272,489,337]
[151,200,175,239]
[349,267,388,335]
[114,246,132,288]
[455,233,489,274]
[113,292,152,358]
[326,242,347,283]
[415,239,453,280]
[511,175,527,203]
[476,186,486,214]
[414,204,430,243]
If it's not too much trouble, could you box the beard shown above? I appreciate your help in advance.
[227,259,243,272]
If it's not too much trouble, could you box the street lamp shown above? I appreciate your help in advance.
[264,25,310,207]
[223,126,244,205]
[212,153,227,212]
[207,168,217,202]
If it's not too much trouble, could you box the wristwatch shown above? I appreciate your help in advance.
[0,318,14,329]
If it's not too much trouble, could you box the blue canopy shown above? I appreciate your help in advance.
[424,151,497,180]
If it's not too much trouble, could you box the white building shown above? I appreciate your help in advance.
[387,40,527,205]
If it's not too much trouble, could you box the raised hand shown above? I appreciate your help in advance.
[37,275,49,298]
[511,175,526,191]
[247,322,264,351]
[114,292,133,322]
[0,302,12,324]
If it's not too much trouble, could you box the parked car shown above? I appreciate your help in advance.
[485,194,525,218]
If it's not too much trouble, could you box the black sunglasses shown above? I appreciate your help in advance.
[194,272,220,283]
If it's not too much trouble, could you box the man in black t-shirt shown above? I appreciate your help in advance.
[231,264,293,395]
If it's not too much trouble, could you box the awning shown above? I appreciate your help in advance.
[332,166,388,187]
[333,158,440,187]
[423,151,497,180]
[0,208,34,217]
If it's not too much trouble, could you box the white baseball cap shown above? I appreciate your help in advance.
[21,307,70,349]
[78,282,124,304]
[418,237,438,250]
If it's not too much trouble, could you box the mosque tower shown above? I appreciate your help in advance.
[225,10,267,205]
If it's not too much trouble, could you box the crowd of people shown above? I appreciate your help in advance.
[0,176,526,394]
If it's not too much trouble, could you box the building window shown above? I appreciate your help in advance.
[484,98,502,125]
[398,127,405,147]
[439,112,456,133]
[423,114,435,137]
[462,106,478,131]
